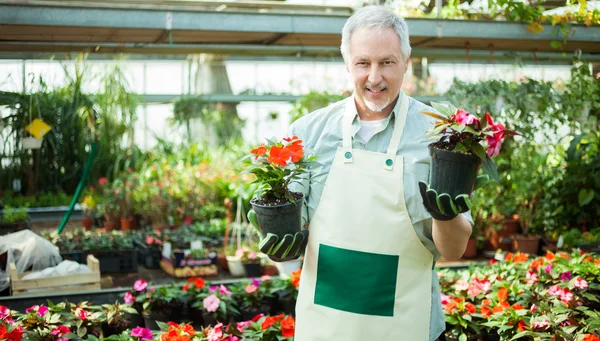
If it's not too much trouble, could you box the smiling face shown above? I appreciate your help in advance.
[346,26,409,120]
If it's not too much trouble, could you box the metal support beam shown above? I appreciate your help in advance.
[140,94,447,104]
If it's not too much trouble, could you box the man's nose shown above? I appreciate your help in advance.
[368,64,383,85]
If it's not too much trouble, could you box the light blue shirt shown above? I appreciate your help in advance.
[288,92,474,341]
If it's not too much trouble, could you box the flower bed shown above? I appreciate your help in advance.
[438,250,600,341]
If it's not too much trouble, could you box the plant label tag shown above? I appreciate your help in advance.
[191,240,203,250]
[162,241,172,259]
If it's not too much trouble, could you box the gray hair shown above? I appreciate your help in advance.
[340,6,411,62]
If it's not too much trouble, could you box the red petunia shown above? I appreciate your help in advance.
[281,316,295,338]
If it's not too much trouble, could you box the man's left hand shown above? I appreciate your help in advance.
[418,182,472,221]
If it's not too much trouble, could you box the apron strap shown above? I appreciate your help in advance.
[342,99,355,163]
[384,92,409,171]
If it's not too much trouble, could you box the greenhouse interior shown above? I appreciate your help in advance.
[0,0,599,340]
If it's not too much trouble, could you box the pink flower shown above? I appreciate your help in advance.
[248,251,257,260]
[596,72,600,79]
[452,109,480,126]
[245,284,258,294]
[467,285,481,297]
[76,308,88,320]
[57,338,69,341]
[455,279,469,291]
[131,327,153,340]
[203,294,221,313]
[219,284,231,296]
[530,304,537,312]
[574,277,589,289]
[532,319,549,329]
[51,326,70,336]
[545,263,553,274]
[237,321,252,333]
[207,323,223,341]
[440,293,451,305]
[25,305,48,317]
[559,288,573,302]
[98,177,108,185]
[561,271,572,281]
[223,336,239,341]
[261,275,272,282]
[235,248,246,258]
[124,292,135,304]
[0,305,9,319]
[134,280,148,292]
[548,285,561,296]
[526,271,538,284]
[486,132,504,157]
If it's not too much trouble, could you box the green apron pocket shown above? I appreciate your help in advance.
[314,243,399,316]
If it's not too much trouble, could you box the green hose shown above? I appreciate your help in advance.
[57,141,98,234]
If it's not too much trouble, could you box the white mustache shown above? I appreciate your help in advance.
[364,82,387,90]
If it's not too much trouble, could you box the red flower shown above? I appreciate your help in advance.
[268,145,292,167]
[497,288,508,302]
[583,334,600,341]
[261,316,278,330]
[252,314,264,322]
[98,177,108,185]
[251,145,267,159]
[465,303,476,314]
[451,109,480,126]
[481,305,491,318]
[182,284,189,292]
[517,320,527,331]
[194,278,205,289]
[281,316,295,338]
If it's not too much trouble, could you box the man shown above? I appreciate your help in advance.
[251,6,475,341]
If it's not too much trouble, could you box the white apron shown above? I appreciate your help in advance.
[295,93,434,341]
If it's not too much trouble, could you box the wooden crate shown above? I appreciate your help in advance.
[9,254,101,296]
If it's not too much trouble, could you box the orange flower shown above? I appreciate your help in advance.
[557,252,569,259]
[251,145,267,158]
[445,300,459,313]
[283,136,299,142]
[505,252,514,262]
[583,334,600,341]
[531,258,544,271]
[285,144,305,163]
[481,305,491,318]
[595,259,600,265]
[545,252,556,261]
[194,278,205,289]
[180,324,195,336]
[482,298,491,306]
[492,305,505,314]
[518,320,527,331]
[281,316,295,338]
[465,303,476,314]
[513,253,529,264]
[182,284,189,292]
[291,269,301,287]
[268,145,292,167]
[583,256,593,263]
[512,304,524,310]
[262,316,278,330]
[497,288,508,302]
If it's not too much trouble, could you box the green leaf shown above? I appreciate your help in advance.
[77,327,87,338]
[459,333,467,341]
[471,143,487,161]
[578,189,594,206]
[431,102,456,117]
[156,321,170,331]
[482,157,500,182]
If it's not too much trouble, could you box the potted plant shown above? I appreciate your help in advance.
[236,247,262,277]
[191,283,239,326]
[421,103,517,199]
[272,269,301,316]
[0,205,30,234]
[243,136,316,239]
[440,295,481,341]
[232,278,273,321]
[103,327,153,341]
[141,283,183,330]
[123,279,150,328]
[98,301,139,337]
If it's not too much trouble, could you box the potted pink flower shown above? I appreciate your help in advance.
[192,284,239,326]
[421,103,518,198]
[236,247,262,277]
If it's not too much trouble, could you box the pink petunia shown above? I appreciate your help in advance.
[131,327,153,340]
[574,277,589,289]
[51,326,70,336]
[455,279,469,291]
[219,284,231,296]
[133,280,148,292]
[452,109,480,126]
[545,263,553,274]
[203,294,221,313]
[548,285,561,296]
[207,323,224,341]
[124,291,135,304]
[559,288,573,302]
[261,275,272,282]
[532,319,549,329]
[0,305,9,320]
[76,308,88,320]
[561,271,572,281]
[237,321,252,333]
[526,271,538,284]
[245,284,258,294]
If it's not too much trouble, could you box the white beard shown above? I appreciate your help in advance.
[364,97,391,112]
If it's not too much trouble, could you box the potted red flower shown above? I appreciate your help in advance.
[243,136,316,239]
[421,103,518,198]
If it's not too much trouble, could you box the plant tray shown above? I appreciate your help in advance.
[160,252,219,278]
[9,254,101,296]
[85,249,138,273]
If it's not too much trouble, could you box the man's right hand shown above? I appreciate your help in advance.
[247,210,308,262]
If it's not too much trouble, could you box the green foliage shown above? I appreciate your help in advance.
[1,205,29,223]
[289,90,347,123]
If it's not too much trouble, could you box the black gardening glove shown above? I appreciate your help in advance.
[418,175,489,221]
[248,210,309,262]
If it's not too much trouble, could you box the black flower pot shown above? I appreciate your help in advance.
[429,146,481,199]
[481,330,501,341]
[240,304,271,321]
[142,302,183,330]
[101,323,128,337]
[250,195,303,239]
[279,297,296,316]
[243,262,262,277]
[128,302,145,328]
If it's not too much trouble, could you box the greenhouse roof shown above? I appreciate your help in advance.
[1,0,600,59]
